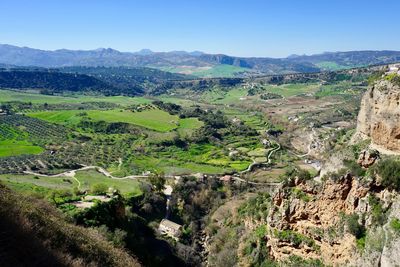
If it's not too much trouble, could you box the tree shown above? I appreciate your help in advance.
[148,172,166,193]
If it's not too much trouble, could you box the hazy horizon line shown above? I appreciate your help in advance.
[2,43,400,59]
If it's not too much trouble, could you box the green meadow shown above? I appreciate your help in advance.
[28,108,202,132]
[201,87,248,104]
[0,139,44,157]
[191,64,251,78]
[75,170,142,195]
[157,64,251,78]
[0,169,142,195]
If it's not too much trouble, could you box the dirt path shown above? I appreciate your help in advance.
[23,165,149,182]
[291,127,317,158]
[237,142,283,187]
[240,142,281,175]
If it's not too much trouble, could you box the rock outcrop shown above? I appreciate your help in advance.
[265,174,366,265]
[357,149,380,168]
[256,174,400,267]
[354,77,400,153]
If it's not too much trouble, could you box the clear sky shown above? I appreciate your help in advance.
[0,0,399,57]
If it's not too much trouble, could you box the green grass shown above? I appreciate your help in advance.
[74,170,142,195]
[156,64,251,78]
[0,139,43,157]
[177,118,204,136]
[261,83,320,97]
[316,61,365,71]
[156,96,197,107]
[315,61,345,71]
[0,89,151,106]
[191,64,251,78]
[0,170,142,195]
[28,109,182,132]
[129,144,250,175]
[315,81,366,97]
[0,174,73,190]
[201,87,248,104]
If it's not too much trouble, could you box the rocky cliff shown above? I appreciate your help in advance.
[225,172,400,267]
[354,75,400,153]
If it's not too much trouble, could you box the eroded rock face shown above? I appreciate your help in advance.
[266,175,367,265]
[357,150,380,168]
[250,173,400,267]
[354,79,400,153]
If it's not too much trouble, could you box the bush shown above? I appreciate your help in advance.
[356,236,366,250]
[390,218,400,233]
[292,187,311,202]
[274,229,317,249]
[283,255,324,267]
[347,213,366,239]
[297,169,312,181]
[344,159,366,177]
[368,195,387,226]
[374,159,400,191]
[91,183,109,195]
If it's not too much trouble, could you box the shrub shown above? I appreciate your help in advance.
[347,213,366,239]
[356,236,366,250]
[91,183,109,195]
[367,70,385,85]
[344,159,366,177]
[390,218,400,233]
[368,195,387,226]
[297,169,312,181]
[284,255,324,267]
[374,159,400,191]
[274,229,317,249]
[292,187,311,202]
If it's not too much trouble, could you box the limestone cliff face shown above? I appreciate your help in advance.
[354,79,400,153]
[266,175,367,265]
[239,174,400,266]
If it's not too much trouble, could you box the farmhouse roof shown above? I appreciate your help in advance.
[160,219,182,230]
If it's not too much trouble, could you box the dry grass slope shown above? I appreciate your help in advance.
[0,184,141,267]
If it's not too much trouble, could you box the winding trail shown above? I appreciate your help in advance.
[72,176,81,189]
[293,127,317,158]
[22,142,283,188]
[240,142,281,175]
[23,165,149,184]
[236,142,283,186]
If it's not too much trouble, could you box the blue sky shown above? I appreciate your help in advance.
[0,0,399,57]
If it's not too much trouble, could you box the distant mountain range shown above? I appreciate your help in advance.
[1,44,400,77]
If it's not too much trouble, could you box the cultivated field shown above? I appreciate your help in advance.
[0,89,151,105]
[28,108,200,132]
[0,140,43,157]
